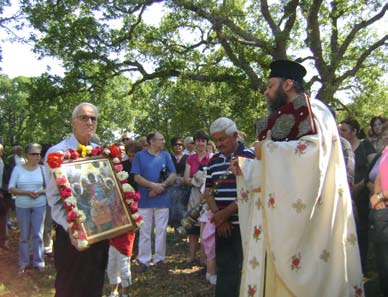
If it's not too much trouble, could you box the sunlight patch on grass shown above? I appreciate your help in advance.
[0,282,10,293]
[168,265,204,275]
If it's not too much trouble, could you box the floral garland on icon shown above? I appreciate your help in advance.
[47,144,143,248]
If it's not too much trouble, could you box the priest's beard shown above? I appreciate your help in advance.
[266,85,288,113]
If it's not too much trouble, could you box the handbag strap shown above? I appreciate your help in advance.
[40,165,46,188]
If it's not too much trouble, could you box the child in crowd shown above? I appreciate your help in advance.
[107,231,136,297]
[199,181,217,285]
[107,190,139,297]
[200,206,217,285]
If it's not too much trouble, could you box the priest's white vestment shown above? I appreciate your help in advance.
[237,99,364,297]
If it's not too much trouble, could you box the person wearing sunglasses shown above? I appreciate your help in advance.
[120,132,134,161]
[44,102,109,297]
[121,132,134,145]
[183,136,196,156]
[168,136,190,233]
[9,143,47,275]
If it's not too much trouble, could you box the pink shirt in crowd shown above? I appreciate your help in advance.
[380,147,388,190]
[186,152,211,177]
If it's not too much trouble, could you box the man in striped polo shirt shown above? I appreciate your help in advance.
[205,117,255,297]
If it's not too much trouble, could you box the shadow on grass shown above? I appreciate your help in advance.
[0,227,383,297]
[0,228,215,297]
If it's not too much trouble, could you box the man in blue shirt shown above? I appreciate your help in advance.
[131,131,176,271]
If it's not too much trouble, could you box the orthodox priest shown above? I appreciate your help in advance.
[236,60,364,297]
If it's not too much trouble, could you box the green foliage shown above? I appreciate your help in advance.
[0,75,32,147]
[131,76,263,147]
[0,73,137,149]
[335,76,388,131]
[0,74,88,148]
[19,0,386,100]
[95,75,137,142]
[0,0,385,146]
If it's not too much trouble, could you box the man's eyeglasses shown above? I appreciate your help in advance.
[153,138,165,141]
[28,153,41,156]
[174,143,183,146]
[122,138,131,141]
[77,115,97,123]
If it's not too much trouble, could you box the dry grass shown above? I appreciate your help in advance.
[0,227,214,297]
[0,226,383,297]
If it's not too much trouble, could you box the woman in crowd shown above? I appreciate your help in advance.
[369,122,388,187]
[8,143,47,274]
[339,118,376,273]
[122,142,143,191]
[169,136,190,232]
[184,130,211,264]
[136,136,149,151]
[122,141,142,259]
[369,115,387,153]
[206,140,216,155]
[369,122,388,296]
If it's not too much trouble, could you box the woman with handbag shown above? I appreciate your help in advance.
[168,136,190,232]
[9,143,47,274]
[184,130,211,264]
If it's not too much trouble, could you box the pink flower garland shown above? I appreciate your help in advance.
[47,144,143,248]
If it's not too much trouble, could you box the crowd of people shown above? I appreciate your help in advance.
[0,60,387,297]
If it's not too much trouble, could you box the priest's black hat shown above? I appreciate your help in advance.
[269,60,307,83]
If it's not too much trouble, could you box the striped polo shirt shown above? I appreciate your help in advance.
[206,142,255,224]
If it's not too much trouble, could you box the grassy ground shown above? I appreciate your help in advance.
[0,225,383,297]
[0,226,214,297]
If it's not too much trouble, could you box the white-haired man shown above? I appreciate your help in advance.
[7,145,26,169]
[183,136,195,155]
[45,102,109,297]
[204,117,255,297]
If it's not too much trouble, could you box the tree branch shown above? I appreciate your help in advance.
[260,0,279,36]
[336,35,388,85]
[304,0,328,76]
[213,21,262,90]
[215,16,269,49]
[338,3,387,60]
[282,0,299,37]
[127,70,241,95]
[329,0,341,59]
